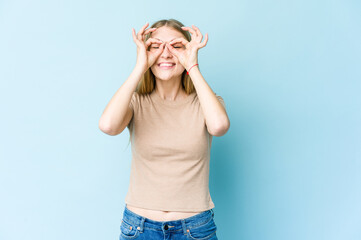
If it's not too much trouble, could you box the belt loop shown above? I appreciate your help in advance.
[210,208,214,217]
[139,217,145,233]
[181,219,188,235]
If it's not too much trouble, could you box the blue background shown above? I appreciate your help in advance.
[1,0,360,239]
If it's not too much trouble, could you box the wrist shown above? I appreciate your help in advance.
[186,62,198,70]
[186,63,199,74]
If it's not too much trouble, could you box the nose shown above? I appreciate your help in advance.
[160,44,173,58]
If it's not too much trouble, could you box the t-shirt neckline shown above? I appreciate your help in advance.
[150,90,196,106]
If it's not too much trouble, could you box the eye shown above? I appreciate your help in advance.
[150,44,160,49]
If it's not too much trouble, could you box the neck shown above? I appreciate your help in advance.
[154,77,186,101]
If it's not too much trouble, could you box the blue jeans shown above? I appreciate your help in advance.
[119,205,218,240]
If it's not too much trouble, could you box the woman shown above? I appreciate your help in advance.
[99,19,230,240]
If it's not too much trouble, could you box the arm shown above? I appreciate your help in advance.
[188,66,230,136]
[99,22,165,136]
[167,25,230,136]
[98,66,144,136]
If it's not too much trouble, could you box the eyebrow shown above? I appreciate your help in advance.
[154,38,177,42]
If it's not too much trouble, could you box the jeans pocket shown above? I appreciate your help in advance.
[187,217,217,240]
[120,219,140,240]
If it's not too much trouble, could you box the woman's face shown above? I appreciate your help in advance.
[149,26,187,82]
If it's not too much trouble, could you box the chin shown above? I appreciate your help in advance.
[154,74,175,81]
[152,70,183,81]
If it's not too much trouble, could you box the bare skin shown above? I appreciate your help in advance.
[99,22,229,222]
[126,204,202,221]
[127,24,204,221]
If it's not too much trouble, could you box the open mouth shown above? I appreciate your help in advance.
[158,63,176,69]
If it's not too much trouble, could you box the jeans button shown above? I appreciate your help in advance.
[164,224,168,230]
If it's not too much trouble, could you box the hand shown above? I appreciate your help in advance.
[132,22,165,73]
[166,25,208,71]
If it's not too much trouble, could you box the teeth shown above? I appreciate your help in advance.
[159,63,174,67]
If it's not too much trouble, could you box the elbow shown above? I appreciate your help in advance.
[208,118,230,137]
[99,119,118,136]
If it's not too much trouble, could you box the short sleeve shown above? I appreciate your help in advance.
[128,91,138,112]
[127,92,138,130]
[215,94,226,108]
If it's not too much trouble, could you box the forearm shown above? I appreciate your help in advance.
[99,66,145,133]
[188,66,230,136]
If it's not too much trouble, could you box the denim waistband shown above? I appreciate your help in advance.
[122,205,215,235]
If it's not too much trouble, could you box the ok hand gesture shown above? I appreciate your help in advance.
[166,25,208,72]
[132,22,165,73]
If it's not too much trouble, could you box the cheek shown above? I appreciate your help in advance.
[150,65,159,75]
[176,62,185,69]
[177,65,185,72]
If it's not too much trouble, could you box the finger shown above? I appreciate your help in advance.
[137,22,149,41]
[169,38,189,46]
[145,38,163,48]
[192,25,203,41]
[139,22,149,35]
[169,38,189,48]
[148,42,164,56]
[132,28,141,46]
[150,43,165,63]
[167,43,180,57]
[156,43,165,54]
[144,27,157,36]
[198,33,208,48]
[188,25,198,37]
[181,26,197,40]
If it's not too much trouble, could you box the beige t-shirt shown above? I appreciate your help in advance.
[124,89,225,212]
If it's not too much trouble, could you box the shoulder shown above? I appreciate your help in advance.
[131,91,151,100]
[130,91,153,108]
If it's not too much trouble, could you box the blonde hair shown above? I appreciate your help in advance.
[127,19,197,148]
[135,18,197,95]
